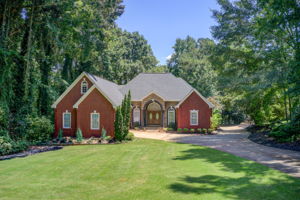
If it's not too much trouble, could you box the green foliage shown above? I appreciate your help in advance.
[183,128,189,132]
[190,128,195,133]
[58,129,63,142]
[125,132,134,141]
[0,136,29,156]
[168,122,176,130]
[76,129,83,142]
[208,128,213,134]
[0,136,13,156]
[197,128,202,133]
[177,128,182,132]
[211,110,222,130]
[167,128,174,131]
[114,107,124,142]
[25,117,53,143]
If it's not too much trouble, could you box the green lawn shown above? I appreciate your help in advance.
[0,139,299,200]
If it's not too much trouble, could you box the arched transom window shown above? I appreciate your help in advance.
[81,79,88,94]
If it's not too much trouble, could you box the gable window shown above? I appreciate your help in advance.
[133,107,140,124]
[81,79,88,94]
[91,111,100,130]
[168,107,175,125]
[63,111,71,129]
[190,110,198,126]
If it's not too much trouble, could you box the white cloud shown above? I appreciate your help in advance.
[166,54,172,60]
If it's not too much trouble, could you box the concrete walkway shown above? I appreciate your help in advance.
[131,124,300,178]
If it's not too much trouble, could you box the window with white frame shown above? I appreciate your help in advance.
[63,111,71,128]
[190,110,199,126]
[168,107,175,125]
[81,79,88,94]
[133,107,140,123]
[90,111,100,130]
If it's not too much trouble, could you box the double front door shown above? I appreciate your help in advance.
[147,111,161,125]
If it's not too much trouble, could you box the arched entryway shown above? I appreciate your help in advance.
[144,100,163,126]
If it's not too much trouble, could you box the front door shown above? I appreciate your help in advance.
[147,111,161,125]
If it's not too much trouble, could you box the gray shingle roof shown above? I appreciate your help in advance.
[86,72,213,108]
[87,73,124,106]
[119,73,193,101]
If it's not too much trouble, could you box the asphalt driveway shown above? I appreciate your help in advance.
[131,125,300,178]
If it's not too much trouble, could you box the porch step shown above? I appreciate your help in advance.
[144,126,164,132]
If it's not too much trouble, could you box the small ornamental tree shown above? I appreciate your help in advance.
[114,107,124,141]
[124,91,131,139]
[76,128,83,142]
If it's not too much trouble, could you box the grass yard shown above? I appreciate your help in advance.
[0,139,299,200]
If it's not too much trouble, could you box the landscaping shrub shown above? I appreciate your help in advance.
[0,136,13,156]
[167,127,174,131]
[76,128,83,142]
[25,116,53,143]
[190,128,195,133]
[197,128,202,133]
[183,128,189,132]
[133,122,140,128]
[208,128,213,134]
[177,128,182,132]
[0,136,29,156]
[203,129,208,134]
[168,122,176,130]
[211,110,222,130]
[58,129,63,142]
[125,132,134,141]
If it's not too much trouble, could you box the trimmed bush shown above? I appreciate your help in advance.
[25,116,53,143]
[208,128,213,134]
[177,128,182,132]
[211,110,222,130]
[58,129,63,142]
[0,136,13,156]
[125,132,134,141]
[197,128,202,133]
[167,127,174,131]
[76,128,83,142]
[190,128,195,133]
[0,136,29,156]
[183,128,189,132]
[203,129,208,134]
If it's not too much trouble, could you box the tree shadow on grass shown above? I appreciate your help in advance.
[168,144,300,200]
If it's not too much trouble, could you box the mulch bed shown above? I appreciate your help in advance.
[0,146,63,161]
[247,126,300,152]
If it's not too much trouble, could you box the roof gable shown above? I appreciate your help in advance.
[175,89,214,108]
[51,72,94,108]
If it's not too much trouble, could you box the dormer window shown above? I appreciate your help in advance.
[81,79,88,94]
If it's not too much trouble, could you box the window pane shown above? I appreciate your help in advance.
[91,114,99,129]
[133,108,140,122]
[168,110,175,124]
[64,113,71,128]
[190,111,198,125]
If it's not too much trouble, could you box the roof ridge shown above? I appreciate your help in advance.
[87,73,120,86]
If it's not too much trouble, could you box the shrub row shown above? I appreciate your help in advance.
[176,128,213,134]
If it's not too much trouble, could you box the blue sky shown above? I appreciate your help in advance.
[116,0,220,64]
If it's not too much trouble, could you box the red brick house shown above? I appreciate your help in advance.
[52,72,214,138]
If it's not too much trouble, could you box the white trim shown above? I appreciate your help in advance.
[63,110,71,129]
[167,107,176,125]
[73,85,117,109]
[90,111,100,130]
[51,72,94,108]
[190,110,199,126]
[175,89,214,109]
[81,79,88,94]
[139,91,166,101]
